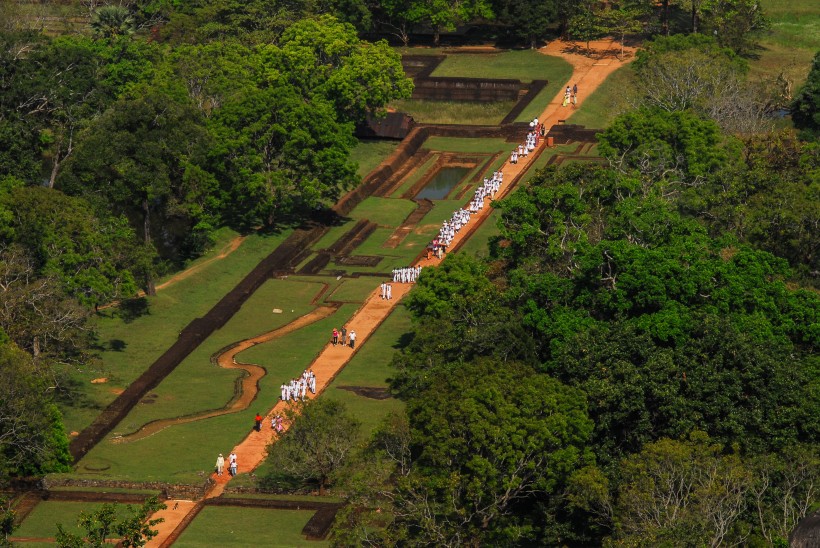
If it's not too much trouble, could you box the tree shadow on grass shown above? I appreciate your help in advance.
[117,297,150,323]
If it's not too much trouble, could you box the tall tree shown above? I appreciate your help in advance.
[264,398,361,495]
[59,90,216,288]
[394,360,593,545]
[792,51,820,139]
[0,338,72,480]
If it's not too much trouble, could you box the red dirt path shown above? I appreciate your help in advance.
[147,39,634,547]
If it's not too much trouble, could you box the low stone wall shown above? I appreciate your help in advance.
[41,477,213,501]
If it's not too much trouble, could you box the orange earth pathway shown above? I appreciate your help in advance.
[148,38,634,547]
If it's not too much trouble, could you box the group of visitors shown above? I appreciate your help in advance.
[429,170,505,259]
[280,368,317,402]
[392,266,422,283]
[215,451,237,476]
[562,84,579,107]
[332,327,356,348]
[379,282,393,300]
[511,119,544,164]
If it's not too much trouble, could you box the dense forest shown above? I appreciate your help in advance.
[1,0,818,545]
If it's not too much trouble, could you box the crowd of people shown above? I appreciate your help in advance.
[215,119,552,480]
[392,266,423,283]
[429,168,507,259]
[280,368,317,402]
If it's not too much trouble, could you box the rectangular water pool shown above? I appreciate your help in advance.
[416,166,471,200]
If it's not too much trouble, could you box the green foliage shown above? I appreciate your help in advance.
[56,496,165,548]
[0,186,146,307]
[263,398,361,494]
[680,133,819,280]
[0,340,72,480]
[700,0,771,55]
[91,6,136,39]
[598,107,727,183]
[792,51,820,138]
[395,360,593,545]
[0,497,14,547]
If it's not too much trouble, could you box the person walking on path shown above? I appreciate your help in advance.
[341,326,347,346]
[349,330,357,349]
[229,452,237,476]
[332,328,339,346]
[254,413,262,432]
[215,454,225,476]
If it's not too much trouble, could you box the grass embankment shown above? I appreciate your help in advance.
[350,139,401,177]
[59,228,292,435]
[567,66,634,129]
[174,507,324,548]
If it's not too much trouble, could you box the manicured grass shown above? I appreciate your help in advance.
[752,0,819,86]
[567,65,634,129]
[103,279,326,432]
[350,139,400,177]
[391,99,516,125]
[58,229,292,435]
[326,277,383,303]
[431,50,572,83]
[15,501,132,540]
[423,136,512,153]
[312,218,359,250]
[515,67,575,123]
[74,303,361,483]
[457,208,502,259]
[174,507,324,548]
[348,197,418,228]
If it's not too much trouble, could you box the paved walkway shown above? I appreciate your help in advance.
[147,38,634,547]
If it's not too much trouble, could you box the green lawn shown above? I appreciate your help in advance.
[72,301,361,483]
[391,98,516,125]
[58,229,292,435]
[457,208,502,259]
[753,0,820,85]
[348,197,418,228]
[567,66,634,129]
[102,279,327,434]
[350,139,400,177]
[431,50,572,83]
[252,305,411,484]
[15,501,133,540]
[174,507,324,548]
[423,136,512,153]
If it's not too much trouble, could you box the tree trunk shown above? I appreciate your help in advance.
[692,2,698,34]
[48,149,60,189]
[663,0,670,36]
[433,29,440,47]
[142,198,151,245]
[142,197,157,296]
[145,275,156,296]
[319,476,327,496]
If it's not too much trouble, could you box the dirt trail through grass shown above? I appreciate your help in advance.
[147,39,634,547]
[112,305,340,443]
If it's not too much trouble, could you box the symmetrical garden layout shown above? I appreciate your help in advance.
[11,40,630,546]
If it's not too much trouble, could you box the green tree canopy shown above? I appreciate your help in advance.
[396,360,593,545]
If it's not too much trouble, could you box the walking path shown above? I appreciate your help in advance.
[147,38,634,547]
